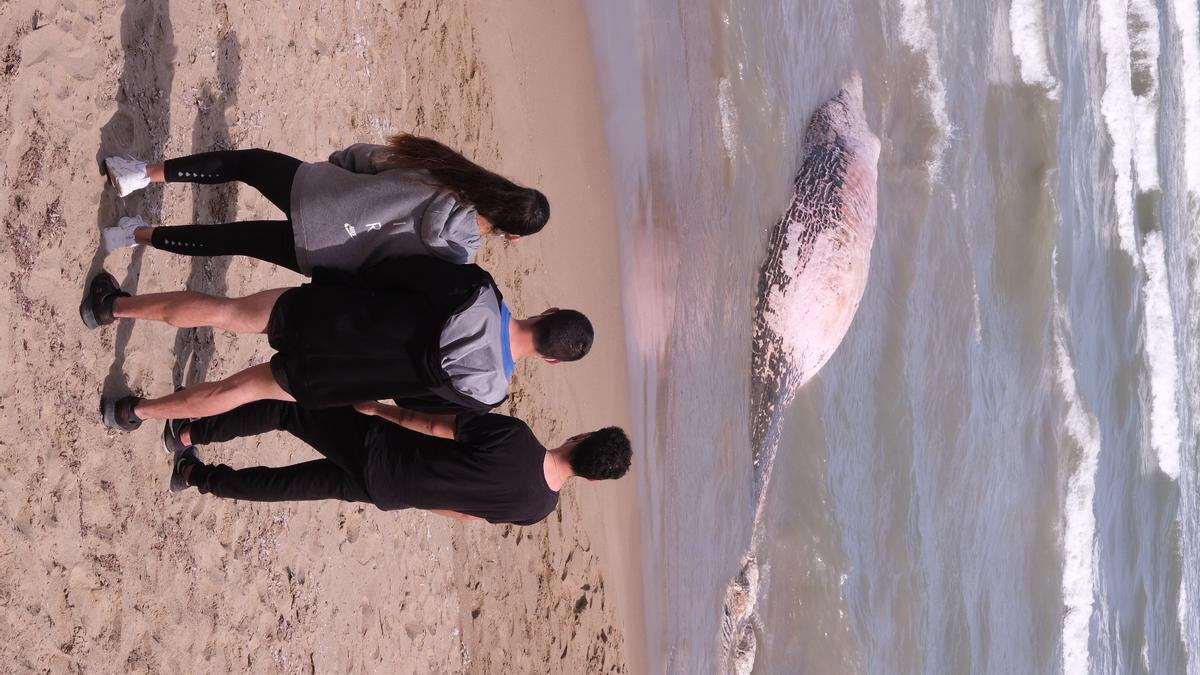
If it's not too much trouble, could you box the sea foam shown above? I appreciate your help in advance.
[1096,0,1141,257]
[898,0,952,174]
[1129,0,1162,192]
[1053,253,1103,675]
[1174,2,1200,656]
[719,77,740,161]
[1170,0,1200,193]
[1141,232,1182,479]
[1008,0,1059,93]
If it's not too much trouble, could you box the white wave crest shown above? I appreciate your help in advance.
[1096,0,1141,257]
[1009,0,1059,93]
[1129,0,1162,192]
[1169,0,1200,193]
[1168,0,1200,660]
[898,0,952,174]
[1053,255,1103,675]
[1141,232,1182,479]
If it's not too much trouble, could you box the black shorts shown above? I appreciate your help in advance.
[265,287,303,397]
[263,284,448,408]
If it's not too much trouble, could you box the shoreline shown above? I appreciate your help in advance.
[471,1,649,671]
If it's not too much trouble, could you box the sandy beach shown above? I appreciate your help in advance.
[0,0,645,672]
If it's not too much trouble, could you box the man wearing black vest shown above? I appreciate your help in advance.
[81,255,593,431]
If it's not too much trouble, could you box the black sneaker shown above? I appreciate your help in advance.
[80,272,129,329]
[102,395,143,431]
[161,418,194,454]
[170,446,201,493]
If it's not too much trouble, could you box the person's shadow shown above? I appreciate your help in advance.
[172,31,241,389]
[90,0,175,402]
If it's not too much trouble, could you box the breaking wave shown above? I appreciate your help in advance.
[1009,0,1059,92]
[1129,0,1161,192]
[1169,0,1200,193]
[1096,0,1143,257]
[1141,232,1182,479]
[1052,251,1103,675]
[898,0,953,174]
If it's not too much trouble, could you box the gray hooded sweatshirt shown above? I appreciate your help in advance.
[288,144,483,274]
[439,286,509,405]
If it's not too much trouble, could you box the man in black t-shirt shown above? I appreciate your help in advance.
[161,401,632,526]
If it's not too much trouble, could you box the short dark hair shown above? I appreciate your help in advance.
[568,427,632,480]
[532,309,593,361]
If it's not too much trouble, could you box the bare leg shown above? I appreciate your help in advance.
[134,226,154,246]
[147,162,166,183]
[135,363,294,420]
[111,288,286,333]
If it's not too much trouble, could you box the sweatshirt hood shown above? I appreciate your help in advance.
[420,191,483,264]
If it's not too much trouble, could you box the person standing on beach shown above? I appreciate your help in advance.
[81,254,594,430]
[159,400,632,526]
[100,134,546,272]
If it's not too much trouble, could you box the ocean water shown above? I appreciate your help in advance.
[583,0,1199,673]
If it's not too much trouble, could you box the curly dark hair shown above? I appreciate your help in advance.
[375,133,549,236]
[532,309,593,362]
[568,427,632,481]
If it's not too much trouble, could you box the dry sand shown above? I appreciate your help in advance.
[0,0,645,672]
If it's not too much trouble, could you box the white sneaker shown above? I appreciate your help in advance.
[104,156,150,197]
[103,215,147,252]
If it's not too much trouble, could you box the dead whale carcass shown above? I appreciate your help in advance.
[750,76,880,455]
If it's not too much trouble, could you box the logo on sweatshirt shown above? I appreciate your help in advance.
[344,222,383,238]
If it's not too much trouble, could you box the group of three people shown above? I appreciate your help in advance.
[83,135,631,526]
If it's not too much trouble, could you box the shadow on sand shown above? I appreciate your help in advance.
[89,0,176,403]
[172,29,241,390]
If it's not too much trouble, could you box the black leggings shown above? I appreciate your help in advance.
[187,401,377,504]
[152,149,303,272]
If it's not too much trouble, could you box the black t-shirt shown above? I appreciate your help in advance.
[364,413,560,526]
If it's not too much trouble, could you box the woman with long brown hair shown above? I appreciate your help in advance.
[102,134,548,274]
